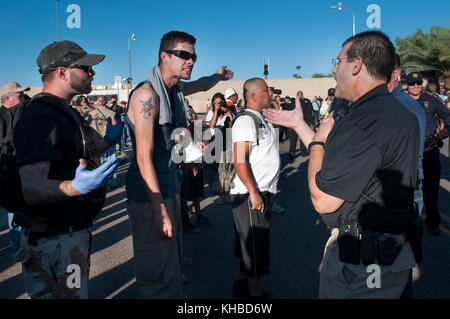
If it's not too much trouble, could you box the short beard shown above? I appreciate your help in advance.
[70,72,92,94]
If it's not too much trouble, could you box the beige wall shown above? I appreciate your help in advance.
[27,77,336,113]
[186,77,336,113]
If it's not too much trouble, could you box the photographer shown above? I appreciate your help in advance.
[264,31,419,298]
[209,92,235,130]
[209,93,234,205]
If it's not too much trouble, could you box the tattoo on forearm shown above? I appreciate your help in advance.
[140,98,155,119]
[19,161,78,206]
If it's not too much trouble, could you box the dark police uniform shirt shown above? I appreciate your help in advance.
[316,85,419,234]
[13,93,106,230]
[417,93,450,137]
[301,98,315,127]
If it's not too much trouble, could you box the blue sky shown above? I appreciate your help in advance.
[0,0,449,87]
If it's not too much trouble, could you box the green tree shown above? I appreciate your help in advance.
[396,26,450,89]
[311,73,334,78]
[293,65,302,79]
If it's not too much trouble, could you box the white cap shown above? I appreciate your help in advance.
[225,88,237,99]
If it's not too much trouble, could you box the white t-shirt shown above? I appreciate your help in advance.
[230,109,280,195]
[207,112,229,136]
[205,110,214,123]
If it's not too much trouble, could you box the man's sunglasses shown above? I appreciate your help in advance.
[65,65,94,74]
[408,81,423,86]
[164,50,197,62]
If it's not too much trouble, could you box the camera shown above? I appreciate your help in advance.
[219,101,228,108]
[273,89,282,95]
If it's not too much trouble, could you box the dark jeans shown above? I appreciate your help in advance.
[289,130,298,155]
[422,148,441,228]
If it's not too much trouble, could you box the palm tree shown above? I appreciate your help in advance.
[293,65,302,79]
[396,26,450,89]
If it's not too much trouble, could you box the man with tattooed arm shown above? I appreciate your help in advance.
[125,31,233,298]
[13,41,124,298]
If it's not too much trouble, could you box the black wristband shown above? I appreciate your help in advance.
[308,141,326,152]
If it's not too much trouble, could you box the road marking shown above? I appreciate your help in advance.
[95,207,127,225]
[101,198,127,212]
[0,263,21,284]
[106,187,125,198]
[106,278,136,299]
[92,211,128,236]
[0,245,11,253]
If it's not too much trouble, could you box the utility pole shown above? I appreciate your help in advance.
[56,0,61,41]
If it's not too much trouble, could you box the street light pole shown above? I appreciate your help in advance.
[330,1,356,36]
[128,34,136,87]
[55,0,60,41]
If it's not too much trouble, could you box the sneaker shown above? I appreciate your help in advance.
[196,214,212,227]
[183,220,201,233]
[270,203,285,215]
[183,258,193,269]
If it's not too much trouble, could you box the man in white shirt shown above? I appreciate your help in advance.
[230,78,280,299]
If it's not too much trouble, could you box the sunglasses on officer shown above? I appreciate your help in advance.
[164,50,197,62]
[407,81,423,87]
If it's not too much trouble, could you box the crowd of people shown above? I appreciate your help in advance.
[0,29,449,300]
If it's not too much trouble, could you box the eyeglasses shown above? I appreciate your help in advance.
[332,57,348,67]
[164,50,197,62]
[407,81,423,87]
[65,65,94,74]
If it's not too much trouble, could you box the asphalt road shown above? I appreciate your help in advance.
[1,139,449,299]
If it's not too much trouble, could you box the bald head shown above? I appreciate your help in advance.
[243,78,271,112]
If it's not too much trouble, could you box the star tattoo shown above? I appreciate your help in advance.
[140,98,155,119]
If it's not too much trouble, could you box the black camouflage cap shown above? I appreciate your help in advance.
[37,40,105,74]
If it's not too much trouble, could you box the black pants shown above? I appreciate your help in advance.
[422,147,441,228]
[279,126,287,142]
[289,130,298,155]
[231,192,273,278]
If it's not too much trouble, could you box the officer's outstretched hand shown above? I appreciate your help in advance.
[72,156,123,194]
[105,117,125,144]
[263,96,305,130]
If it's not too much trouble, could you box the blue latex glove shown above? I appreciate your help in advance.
[72,156,123,194]
[105,117,125,144]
